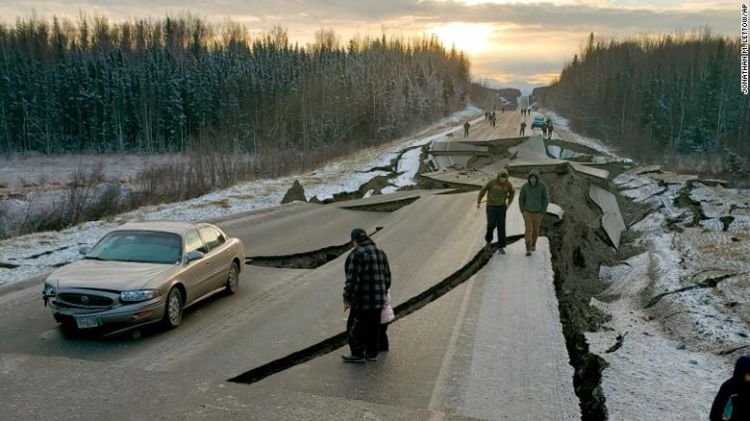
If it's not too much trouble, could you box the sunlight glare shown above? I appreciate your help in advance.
[428,22,494,55]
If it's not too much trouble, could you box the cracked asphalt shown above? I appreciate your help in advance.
[0,113,579,420]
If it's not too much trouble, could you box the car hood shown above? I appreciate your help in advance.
[48,259,178,291]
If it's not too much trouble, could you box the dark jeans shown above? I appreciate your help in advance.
[347,308,381,358]
[485,205,507,247]
[379,324,389,351]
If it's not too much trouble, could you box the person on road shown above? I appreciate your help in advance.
[519,169,549,256]
[342,228,392,363]
[491,112,497,128]
[519,121,527,136]
[542,125,548,137]
[521,108,525,116]
[547,121,554,139]
[477,169,515,254]
[463,121,471,138]
[711,355,750,421]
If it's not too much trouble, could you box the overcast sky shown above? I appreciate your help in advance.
[0,0,737,92]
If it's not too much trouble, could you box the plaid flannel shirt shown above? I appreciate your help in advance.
[343,239,391,310]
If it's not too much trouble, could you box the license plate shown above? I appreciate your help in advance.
[75,315,100,329]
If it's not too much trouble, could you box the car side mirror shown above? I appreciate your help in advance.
[79,246,92,255]
[186,250,205,263]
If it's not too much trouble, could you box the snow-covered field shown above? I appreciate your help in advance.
[538,107,747,418]
[0,106,481,288]
[586,168,750,419]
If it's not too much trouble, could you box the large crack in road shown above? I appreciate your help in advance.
[229,237,521,385]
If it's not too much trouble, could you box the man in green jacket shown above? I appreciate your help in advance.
[477,169,515,254]
[519,168,549,256]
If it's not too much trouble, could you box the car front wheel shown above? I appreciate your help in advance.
[162,287,183,329]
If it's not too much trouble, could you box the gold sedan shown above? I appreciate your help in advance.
[42,221,245,335]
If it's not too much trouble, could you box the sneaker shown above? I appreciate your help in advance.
[341,355,365,364]
[497,248,506,255]
[525,251,532,256]
[366,355,378,362]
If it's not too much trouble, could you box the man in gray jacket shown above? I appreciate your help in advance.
[518,169,549,256]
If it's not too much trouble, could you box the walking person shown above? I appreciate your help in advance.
[519,169,549,256]
[477,169,515,254]
[463,121,471,138]
[519,120,526,136]
[711,355,750,421]
[342,228,392,363]
[547,121,554,139]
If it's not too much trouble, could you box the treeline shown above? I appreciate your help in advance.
[536,31,750,174]
[0,15,470,155]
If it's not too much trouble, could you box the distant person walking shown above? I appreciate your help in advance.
[519,121,527,136]
[528,106,532,115]
[521,108,526,116]
[519,169,549,256]
[464,121,471,138]
[491,112,497,128]
[547,121,554,139]
[710,355,750,421]
[342,228,392,363]
[477,169,515,254]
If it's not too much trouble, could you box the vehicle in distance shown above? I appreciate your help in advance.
[531,116,547,129]
[42,221,244,335]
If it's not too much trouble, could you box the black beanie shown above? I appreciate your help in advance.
[350,228,368,241]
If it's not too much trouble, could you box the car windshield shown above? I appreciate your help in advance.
[87,231,182,264]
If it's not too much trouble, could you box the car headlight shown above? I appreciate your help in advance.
[120,289,161,303]
[42,283,56,298]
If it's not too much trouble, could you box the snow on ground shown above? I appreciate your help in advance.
[540,109,617,156]
[589,164,750,419]
[0,106,481,288]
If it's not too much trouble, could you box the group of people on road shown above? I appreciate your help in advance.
[340,168,549,364]
[520,107,532,116]
[477,168,548,256]
[484,111,498,128]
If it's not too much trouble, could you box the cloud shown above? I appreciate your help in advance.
[0,0,736,87]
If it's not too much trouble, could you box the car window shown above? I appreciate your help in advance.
[185,230,207,254]
[87,231,182,264]
[199,227,225,251]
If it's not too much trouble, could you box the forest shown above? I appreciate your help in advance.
[0,15,470,158]
[535,31,749,176]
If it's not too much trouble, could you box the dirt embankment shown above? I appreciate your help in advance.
[540,170,649,420]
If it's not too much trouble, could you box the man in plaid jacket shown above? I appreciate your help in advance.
[342,228,392,363]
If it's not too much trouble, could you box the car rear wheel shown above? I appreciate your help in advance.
[225,262,239,295]
[162,287,183,329]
